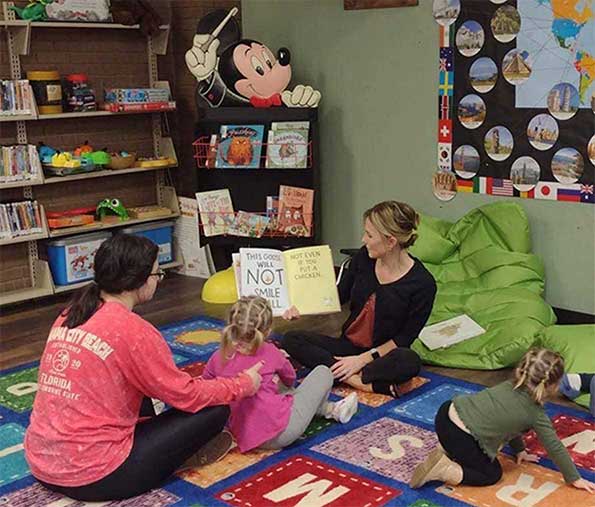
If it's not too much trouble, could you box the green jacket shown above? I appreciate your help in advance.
[453,380,580,483]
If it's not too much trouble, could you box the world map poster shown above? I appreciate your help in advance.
[433,0,594,204]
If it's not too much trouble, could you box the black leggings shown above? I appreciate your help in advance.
[281,331,421,395]
[435,401,503,486]
[38,404,230,501]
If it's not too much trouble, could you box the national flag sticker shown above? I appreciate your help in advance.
[438,119,452,143]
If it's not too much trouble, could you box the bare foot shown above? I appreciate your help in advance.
[344,373,374,393]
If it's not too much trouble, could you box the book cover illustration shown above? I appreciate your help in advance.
[277,185,314,237]
[418,314,486,350]
[195,189,235,237]
[228,211,270,238]
[265,121,310,169]
[239,248,290,317]
[215,124,265,169]
[265,195,279,232]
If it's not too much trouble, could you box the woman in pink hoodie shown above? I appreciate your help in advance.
[204,296,358,452]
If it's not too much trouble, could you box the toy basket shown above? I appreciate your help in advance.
[107,153,137,170]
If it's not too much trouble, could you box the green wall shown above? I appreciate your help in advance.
[242,0,595,314]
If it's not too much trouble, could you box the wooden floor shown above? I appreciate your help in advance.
[0,272,582,410]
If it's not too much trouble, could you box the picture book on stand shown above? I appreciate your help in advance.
[215,124,265,169]
[277,185,314,237]
[232,245,340,317]
[195,189,235,237]
[265,121,310,169]
[228,211,270,238]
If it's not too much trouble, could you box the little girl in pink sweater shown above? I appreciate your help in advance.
[204,296,358,452]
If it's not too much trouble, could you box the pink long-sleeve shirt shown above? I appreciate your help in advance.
[25,301,253,487]
[204,342,296,452]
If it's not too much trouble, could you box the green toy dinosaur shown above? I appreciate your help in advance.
[9,0,53,22]
[96,198,129,222]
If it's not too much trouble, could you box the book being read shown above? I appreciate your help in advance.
[232,245,340,317]
[418,314,486,350]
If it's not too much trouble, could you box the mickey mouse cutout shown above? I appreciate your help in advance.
[185,8,321,108]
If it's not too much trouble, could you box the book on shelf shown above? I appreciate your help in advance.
[174,197,215,278]
[265,195,279,232]
[0,200,43,239]
[228,211,270,238]
[232,245,340,317]
[195,189,235,237]
[102,101,176,113]
[215,124,265,169]
[0,80,35,116]
[104,88,171,104]
[0,144,42,183]
[277,185,314,237]
[418,314,486,351]
[265,121,310,169]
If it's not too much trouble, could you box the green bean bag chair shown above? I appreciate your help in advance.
[537,324,595,409]
[410,202,556,370]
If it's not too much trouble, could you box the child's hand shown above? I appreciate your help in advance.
[243,361,264,393]
[571,478,595,493]
[515,450,540,465]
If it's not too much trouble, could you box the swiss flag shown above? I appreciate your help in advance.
[438,119,452,143]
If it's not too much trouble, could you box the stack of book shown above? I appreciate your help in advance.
[0,200,43,239]
[0,80,35,116]
[0,145,43,184]
[103,87,175,113]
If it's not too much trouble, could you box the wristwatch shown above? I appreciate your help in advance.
[370,347,380,360]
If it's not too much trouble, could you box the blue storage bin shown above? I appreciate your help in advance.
[120,220,175,264]
[48,231,111,285]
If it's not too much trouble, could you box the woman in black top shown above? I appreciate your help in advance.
[281,201,437,396]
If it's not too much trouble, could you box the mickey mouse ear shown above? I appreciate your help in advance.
[196,9,241,56]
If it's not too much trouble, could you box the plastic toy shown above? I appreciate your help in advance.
[74,141,94,157]
[86,150,111,166]
[136,156,175,168]
[201,267,238,304]
[185,8,321,108]
[51,152,81,169]
[9,0,52,21]
[96,198,129,222]
[37,142,57,165]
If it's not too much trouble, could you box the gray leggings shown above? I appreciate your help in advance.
[261,365,333,449]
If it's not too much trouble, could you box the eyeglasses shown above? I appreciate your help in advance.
[149,270,165,282]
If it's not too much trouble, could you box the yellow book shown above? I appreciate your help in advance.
[237,245,340,317]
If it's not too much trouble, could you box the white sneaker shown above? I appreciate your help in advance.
[331,392,358,423]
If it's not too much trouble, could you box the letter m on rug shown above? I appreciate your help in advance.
[263,472,350,507]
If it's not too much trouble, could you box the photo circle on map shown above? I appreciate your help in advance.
[589,135,595,165]
[502,49,532,85]
[454,145,481,179]
[510,156,540,191]
[457,94,486,129]
[456,20,484,57]
[484,126,514,161]
[547,82,580,120]
[552,147,584,184]
[432,170,458,201]
[527,114,559,151]
[491,5,521,43]
[433,0,461,27]
[470,57,498,93]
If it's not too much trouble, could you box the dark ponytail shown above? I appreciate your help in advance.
[62,233,159,328]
